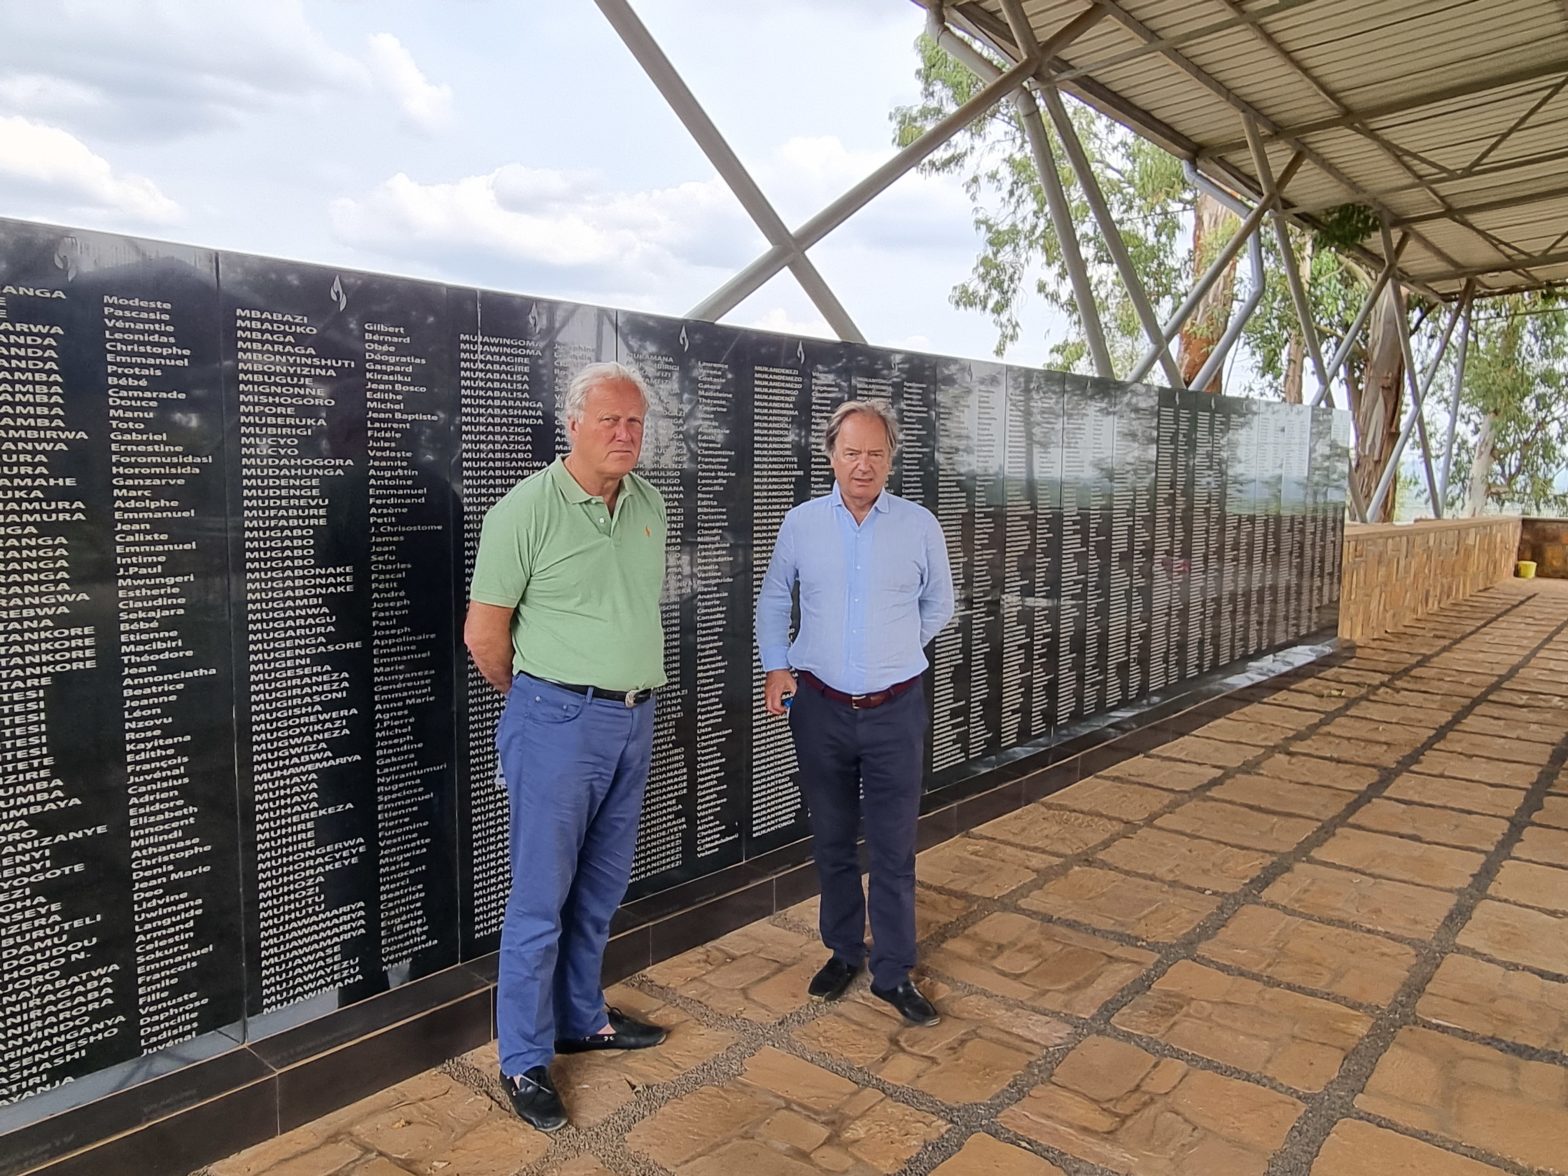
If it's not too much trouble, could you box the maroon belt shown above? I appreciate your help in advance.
[798,669,921,711]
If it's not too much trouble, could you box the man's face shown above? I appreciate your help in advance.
[830,411,893,508]
[568,378,646,480]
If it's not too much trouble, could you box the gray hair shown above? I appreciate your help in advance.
[823,399,901,458]
[562,361,650,425]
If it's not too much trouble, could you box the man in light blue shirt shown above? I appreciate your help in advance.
[757,399,954,1026]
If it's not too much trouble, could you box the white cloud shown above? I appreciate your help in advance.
[744,306,834,339]
[0,115,180,224]
[326,132,973,309]
[365,33,451,133]
[0,0,369,139]
[329,163,759,298]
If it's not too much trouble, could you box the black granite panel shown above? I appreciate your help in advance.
[1,213,1349,1165]
[617,313,748,896]
[0,222,242,1105]
[218,252,460,1024]
[453,294,611,957]
[275,990,490,1133]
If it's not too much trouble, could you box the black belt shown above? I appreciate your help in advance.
[798,669,921,711]
[544,679,655,708]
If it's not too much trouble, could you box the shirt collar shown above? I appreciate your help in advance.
[830,482,890,514]
[551,456,635,506]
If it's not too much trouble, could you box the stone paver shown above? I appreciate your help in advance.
[643,920,825,1023]
[1382,771,1522,816]
[1310,827,1486,890]
[916,835,1060,898]
[1198,905,1416,1006]
[1264,862,1456,939]
[1457,898,1568,972]
[1155,798,1320,852]
[626,1046,949,1174]
[925,911,1155,1016]
[1417,953,1568,1052]
[929,1133,1066,1175]
[1099,827,1272,893]
[970,804,1126,856]
[1043,777,1175,822]
[1098,754,1224,792]
[1488,859,1568,912]
[1209,773,1356,819]
[794,982,1070,1104]
[1348,798,1508,851]
[1112,961,1371,1092]
[1357,1027,1568,1173]
[1311,1119,1512,1175]
[1516,824,1568,866]
[1019,865,1220,942]
[999,1036,1302,1175]
[206,584,1568,1176]
[1254,753,1381,791]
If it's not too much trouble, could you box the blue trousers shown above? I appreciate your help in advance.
[495,673,654,1077]
[788,679,927,990]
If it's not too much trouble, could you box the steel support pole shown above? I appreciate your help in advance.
[1311,237,1406,409]
[1347,470,1370,524]
[689,52,1038,323]
[1038,81,1184,386]
[594,0,866,340]
[1438,282,1476,506]
[1189,223,1265,392]
[1244,116,1331,398]
[928,13,1114,377]
[1382,222,1443,518]
[1128,157,1299,384]
[1367,227,1456,520]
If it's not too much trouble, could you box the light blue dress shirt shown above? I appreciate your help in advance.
[757,485,956,695]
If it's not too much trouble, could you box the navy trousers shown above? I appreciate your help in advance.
[789,678,927,990]
[494,673,655,1077]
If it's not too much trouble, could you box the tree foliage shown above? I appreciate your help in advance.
[1441,294,1568,516]
[893,33,1568,514]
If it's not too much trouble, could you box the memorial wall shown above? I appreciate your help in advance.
[0,215,1348,1119]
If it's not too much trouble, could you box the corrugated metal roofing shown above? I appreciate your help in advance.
[944,0,1568,298]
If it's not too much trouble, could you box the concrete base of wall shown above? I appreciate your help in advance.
[1340,516,1521,642]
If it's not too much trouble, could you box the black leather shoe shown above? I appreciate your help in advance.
[500,1065,567,1132]
[554,1006,667,1053]
[807,956,861,1002]
[870,978,940,1026]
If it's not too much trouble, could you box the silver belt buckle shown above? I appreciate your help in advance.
[624,689,638,708]
[851,694,868,710]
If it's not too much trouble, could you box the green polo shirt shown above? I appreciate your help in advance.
[470,458,667,690]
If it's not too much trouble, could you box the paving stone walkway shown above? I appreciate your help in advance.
[203,581,1568,1176]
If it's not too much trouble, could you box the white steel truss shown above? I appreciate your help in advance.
[594,0,1498,524]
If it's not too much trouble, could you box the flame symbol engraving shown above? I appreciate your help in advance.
[52,236,79,281]
[796,341,805,365]
[527,304,541,334]
[679,324,689,352]
[329,275,347,311]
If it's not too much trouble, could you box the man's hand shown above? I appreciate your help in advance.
[764,669,796,716]
[464,602,517,694]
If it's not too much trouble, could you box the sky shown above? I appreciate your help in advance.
[0,0,1060,366]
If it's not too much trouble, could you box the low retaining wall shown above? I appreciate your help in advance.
[1519,517,1568,579]
[1339,516,1521,642]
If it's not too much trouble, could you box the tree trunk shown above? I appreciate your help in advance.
[1178,190,1239,393]
[1467,412,1496,516]
[1351,283,1405,522]
[1281,236,1315,405]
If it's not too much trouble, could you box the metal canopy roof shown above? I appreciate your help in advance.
[947,0,1568,299]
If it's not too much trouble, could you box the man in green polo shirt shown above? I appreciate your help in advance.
[464,360,668,1133]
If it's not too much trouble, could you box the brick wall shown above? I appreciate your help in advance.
[1339,516,1521,642]
[1518,517,1568,579]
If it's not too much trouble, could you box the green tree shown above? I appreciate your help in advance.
[1442,293,1568,516]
